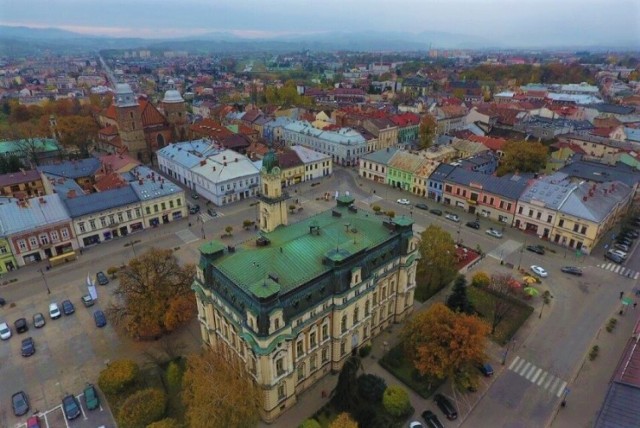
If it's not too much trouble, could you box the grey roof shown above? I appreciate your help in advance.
[519,178,577,210]
[590,103,636,115]
[0,194,70,235]
[429,163,456,182]
[44,173,85,200]
[156,140,220,169]
[559,159,640,188]
[39,158,101,179]
[558,181,631,222]
[127,166,184,200]
[361,147,400,165]
[594,382,640,428]
[446,168,529,200]
[63,186,139,217]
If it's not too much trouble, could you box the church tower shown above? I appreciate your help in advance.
[160,85,188,143]
[114,83,147,162]
[258,149,289,232]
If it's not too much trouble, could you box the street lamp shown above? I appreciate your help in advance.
[130,239,137,257]
[38,268,51,294]
[518,241,526,270]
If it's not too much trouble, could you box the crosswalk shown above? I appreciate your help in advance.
[508,356,568,398]
[597,262,640,280]
[176,228,200,244]
[199,211,224,222]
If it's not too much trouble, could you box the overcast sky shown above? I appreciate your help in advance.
[1,0,638,46]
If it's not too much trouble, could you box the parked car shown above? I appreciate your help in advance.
[610,249,628,259]
[445,213,460,222]
[486,228,503,238]
[409,422,424,428]
[0,322,11,340]
[429,209,443,216]
[466,220,480,229]
[14,318,28,333]
[479,363,494,377]
[62,394,81,420]
[530,265,548,278]
[422,410,445,428]
[61,300,75,316]
[621,229,639,239]
[191,192,199,200]
[207,208,218,217]
[21,337,35,357]
[26,415,42,428]
[82,295,95,307]
[96,271,109,286]
[49,302,61,319]
[94,310,107,328]
[614,243,630,252]
[561,266,583,276]
[605,251,624,264]
[12,391,29,416]
[526,245,545,255]
[434,393,458,420]
[616,237,633,247]
[33,312,46,328]
[84,384,100,410]
[415,203,429,210]
[188,204,200,214]
[397,198,411,205]
[0,297,5,306]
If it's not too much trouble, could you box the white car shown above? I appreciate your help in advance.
[49,303,61,320]
[531,265,548,278]
[486,228,503,238]
[610,249,628,259]
[445,213,460,222]
[409,422,424,428]
[397,198,411,205]
[0,322,11,340]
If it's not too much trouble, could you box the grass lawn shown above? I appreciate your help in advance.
[379,344,445,399]
[468,286,534,345]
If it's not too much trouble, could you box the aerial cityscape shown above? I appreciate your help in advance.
[0,1,639,427]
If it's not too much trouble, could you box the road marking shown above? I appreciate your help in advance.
[614,265,621,273]
[513,358,525,373]
[556,381,568,397]
[635,272,639,280]
[537,371,548,386]
[608,264,616,271]
[544,375,555,390]
[77,393,88,420]
[508,355,521,370]
[525,364,537,379]
[604,262,612,270]
[531,368,543,383]
[519,362,531,376]
[548,377,561,394]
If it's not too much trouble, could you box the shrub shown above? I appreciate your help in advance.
[372,205,381,214]
[165,360,183,390]
[224,226,233,235]
[117,388,166,428]
[386,210,396,218]
[589,345,600,361]
[98,359,140,396]
[382,385,412,418]
[146,418,179,428]
[471,271,490,288]
[357,374,387,403]
[299,419,322,428]
[107,266,119,278]
[359,344,372,358]
[242,220,255,230]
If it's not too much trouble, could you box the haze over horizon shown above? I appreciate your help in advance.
[0,0,639,48]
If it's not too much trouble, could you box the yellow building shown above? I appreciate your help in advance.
[0,238,17,273]
[0,169,46,198]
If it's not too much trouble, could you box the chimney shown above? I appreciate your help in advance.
[139,179,143,185]
[67,189,76,198]
[224,162,227,166]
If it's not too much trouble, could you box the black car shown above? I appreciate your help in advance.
[526,245,545,255]
[479,363,494,377]
[605,251,624,264]
[0,297,5,306]
[614,243,630,252]
[415,203,429,211]
[12,391,29,416]
[62,300,75,316]
[188,204,200,214]
[14,318,28,333]
[621,229,639,239]
[21,337,35,357]
[94,310,107,328]
[561,266,583,276]
[62,394,81,420]
[434,393,458,420]
[430,209,443,216]
[466,220,480,229]
[616,238,633,247]
[207,208,218,217]
[422,410,445,428]
[96,271,109,286]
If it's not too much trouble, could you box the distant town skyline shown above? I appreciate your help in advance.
[0,0,639,47]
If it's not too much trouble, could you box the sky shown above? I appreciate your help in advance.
[0,0,639,47]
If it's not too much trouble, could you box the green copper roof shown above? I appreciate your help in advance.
[199,241,226,255]
[262,149,279,173]
[211,205,398,295]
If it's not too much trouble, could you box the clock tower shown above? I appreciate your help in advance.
[258,149,288,232]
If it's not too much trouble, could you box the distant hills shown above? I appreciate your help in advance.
[0,25,636,56]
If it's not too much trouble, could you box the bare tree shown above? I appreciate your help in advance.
[487,273,516,334]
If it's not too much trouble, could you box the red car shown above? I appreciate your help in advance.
[27,416,41,428]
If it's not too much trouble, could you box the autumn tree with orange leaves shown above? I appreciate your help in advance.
[403,302,489,388]
[107,248,196,340]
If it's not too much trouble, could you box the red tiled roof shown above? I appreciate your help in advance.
[98,153,140,173]
[468,135,508,151]
[138,99,168,127]
[550,141,587,155]
[94,172,127,191]
[104,104,117,120]
[590,127,615,138]
[276,149,303,168]
[390,112,420,126]
[190,118,234,140]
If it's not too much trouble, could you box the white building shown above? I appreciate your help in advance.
[156,139,220,190]
[290,145,333,181]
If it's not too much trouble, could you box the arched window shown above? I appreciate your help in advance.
[296,363,305,382]
[156,133,165,148]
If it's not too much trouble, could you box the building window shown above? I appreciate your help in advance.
[274,318,280,330]
[176,198,182,206]
[276,358,285,377]
[277,383,286,400]
[29,236,38,248]
[547,215,553,223]
[341,315,347,333]
[559,219,564,228]
[296,340,304,357]
[100,217,107,227]
[310,332,317,349]
[135,208,142,217]
[61,228,69,239]
[518,206,523,214]
[18,240,27,251]
[79,222,86,233]
[161,202,166,211]
[365,301,370,316]
[353,306,359,324]
[322,347,329,363]
[109,214,115,224]
[146,207,151,215]
[581,225,587,234]
[340,340,347,356]
[297,363,305,382]
[39,234,49,245]
[126,210,132,220]
[322,323,329,341]
[118,213,124,222]
[169,200,174,208]
[310,355,317,371]
[536,212,541,220]
[89,219,96,230]
[154,204,159,213]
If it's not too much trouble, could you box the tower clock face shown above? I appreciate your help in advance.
[272,167,281,175]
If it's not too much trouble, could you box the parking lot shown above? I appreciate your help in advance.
[0,278,121,428]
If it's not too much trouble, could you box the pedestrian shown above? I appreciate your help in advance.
[620,291,625,299]
[634,302,637,309]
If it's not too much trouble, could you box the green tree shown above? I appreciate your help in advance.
[331,356,363,413]
[329,412,358,428]
[471,271,490,288]
[382,385,412,417]
[416,225,457,299]
[98,359,139,396]
[447,274,474,314]
[496,140,548,176]
[107,248,196,340]
[0,155,24,174]
[299,419,322,428]
[418,114,437,150]
[357,374,387,403]
[117,388,166,428]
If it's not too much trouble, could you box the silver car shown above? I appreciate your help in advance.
[486,228,503,238]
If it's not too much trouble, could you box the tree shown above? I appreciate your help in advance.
[107,248,196,340]
[182,346,261,428]
[224,225,233,236]
[357,374,387,403]
[447,274,474,314]
[147,418,180,428]
[117,388,166,428]
[416,225,457,297]
[471,271,490,288]
[486,273,517,334]
[300,419,322,428]
[0,155,24,174]
[331,356,362,413]
[329,412,358,428]
[496,140,548,176]
[382,385,412,417]
[56,115,99,156]
[418,114,437,150]
[403,302,489,381]
[98,359,139,396]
